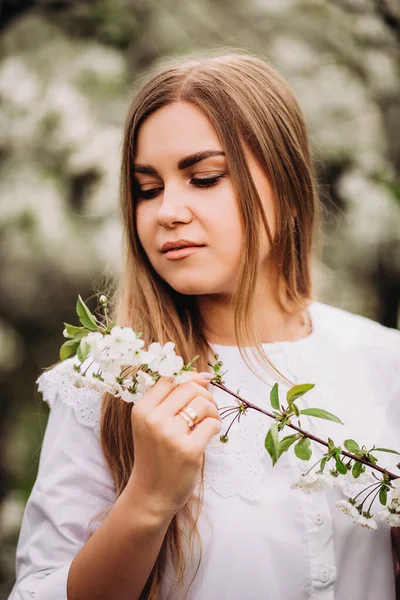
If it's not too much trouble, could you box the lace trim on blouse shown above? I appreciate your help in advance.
[37,360,103,430]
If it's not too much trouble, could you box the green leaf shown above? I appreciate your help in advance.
[60,339,80,361]
[344,439,360,453]
[373,448,400,456]
[77,338,90,362]
[76,295,98,331]
[278,434,298,459]
[319,456,328,472]
[104,321,116,334]
[352,460,363,479]
[294,437,312,461]
[379,487,387,506]
[265,423,280,465]
[299,408,343,424]
[292,403,300,417]
[287,384,315,404]
[63,323,89,339]
[335,459,347,475]
[183,354,200,371]
[270,383,280,410]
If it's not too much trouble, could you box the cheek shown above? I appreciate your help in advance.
[213,182,244,237]
[135,204,155,251]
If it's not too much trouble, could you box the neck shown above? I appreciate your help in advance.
[197,275,312,346]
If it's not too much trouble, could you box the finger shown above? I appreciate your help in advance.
[179,395,221,425]
[134,376,176,409]
[160,396,220,440]
[155,380,216,420]
[133,371,212,410]
[188,417,222,447]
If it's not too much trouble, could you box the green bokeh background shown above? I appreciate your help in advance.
[1,0,399,596]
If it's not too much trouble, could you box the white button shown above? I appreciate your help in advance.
[318,565,330,583]
[314,513,325,526]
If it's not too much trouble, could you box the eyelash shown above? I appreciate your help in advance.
[136,175,224,200]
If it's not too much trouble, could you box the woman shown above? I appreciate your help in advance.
[10,52,400,600]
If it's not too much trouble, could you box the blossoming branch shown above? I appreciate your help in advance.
[57,294,400,531]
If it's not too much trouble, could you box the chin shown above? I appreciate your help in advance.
[169,282,212,295]
[165,274,220,296]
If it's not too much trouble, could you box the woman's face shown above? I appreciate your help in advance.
[134,101,276,296]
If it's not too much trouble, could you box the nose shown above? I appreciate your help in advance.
[156,182,192,229]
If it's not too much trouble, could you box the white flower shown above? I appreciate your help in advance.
[291,471,333,494]
[85,331,108,362]
[356,515,378,530]
[67,361,119,395]
[335,468,375,497]
[145,342,184,377]
[335,500,360,520]
[116,386,140,403]
[377,508,400,527]
[84,328,147,375]
[88,371,119,395]
[112,371,156,404]
[136,370,156,395]
[336,501,377,531]
[106,327,146,365]
[389,479,400,501]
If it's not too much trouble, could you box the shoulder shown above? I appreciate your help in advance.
[311,302,400,350]
[37,357,104,432]
[310,301,400,385]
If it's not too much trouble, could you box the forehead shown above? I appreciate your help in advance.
[135,101,223,162]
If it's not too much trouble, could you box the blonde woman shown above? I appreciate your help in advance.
[10,53,400,600]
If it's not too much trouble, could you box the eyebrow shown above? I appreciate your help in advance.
[133,150,226,175]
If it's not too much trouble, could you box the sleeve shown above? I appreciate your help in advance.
[8,361,117,600]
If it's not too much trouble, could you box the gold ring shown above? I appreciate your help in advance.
[178,409,196,429]
[183,405,199,424]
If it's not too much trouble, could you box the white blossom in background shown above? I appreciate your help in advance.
[0,492,26,537]
[0,57,39,108]
[339,169,400,250]
[72,44,126,82]
[45,81,95,147]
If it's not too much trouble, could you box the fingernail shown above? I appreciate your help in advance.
[199,372,213,380]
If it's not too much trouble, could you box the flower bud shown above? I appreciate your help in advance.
[99,295,107,308]
[63,328,69,338]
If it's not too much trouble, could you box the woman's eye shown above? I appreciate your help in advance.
[135,175,224,199]
[136,187,163,200]
[191,175,224,188]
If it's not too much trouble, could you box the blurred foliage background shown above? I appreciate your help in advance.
[0,0,399,596]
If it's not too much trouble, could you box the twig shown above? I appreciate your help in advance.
[211,381,399,480]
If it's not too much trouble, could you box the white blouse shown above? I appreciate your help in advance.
[9,302,400,600]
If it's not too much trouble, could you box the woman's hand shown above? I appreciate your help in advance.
[128,372,221,518]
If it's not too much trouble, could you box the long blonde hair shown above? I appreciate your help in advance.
[100,52,320,599]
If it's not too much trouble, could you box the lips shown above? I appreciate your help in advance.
[160,240,205,253]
